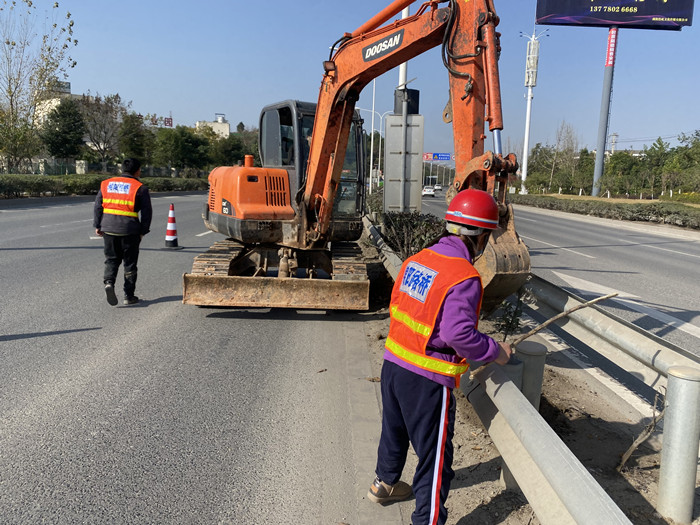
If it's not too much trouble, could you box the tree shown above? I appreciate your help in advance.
[601,151,641,196]
[118,112,154,161]
[523,142,555,193]
[236,121,245,133]
[153,125,209,173]
[208,132,245,167]
[640,137,670,198]
[39,98,85,160]
[79,92,130,164]
[549,120,578,192]
[0,0,77,172]
[573,148,595,194]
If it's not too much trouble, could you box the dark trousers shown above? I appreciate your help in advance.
[376,360,456,525]
[103,233,141,297]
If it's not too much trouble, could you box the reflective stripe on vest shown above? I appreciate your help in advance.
[386,333,469,377]
[101,177,141,218]
[385,248,482,383]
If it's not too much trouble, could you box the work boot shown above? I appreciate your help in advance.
[123,296,139,305]
[104,283,118,306]
[367,476,412,505]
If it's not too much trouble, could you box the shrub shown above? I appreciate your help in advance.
[0,174,209,198]
[509,194,700,230]
[381,211,445,260]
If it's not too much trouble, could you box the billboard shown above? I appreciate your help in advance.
[536,0,694,30]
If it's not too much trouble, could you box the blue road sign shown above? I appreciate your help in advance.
[432,153,451,161]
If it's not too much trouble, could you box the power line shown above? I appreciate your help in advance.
[613,131,696,144]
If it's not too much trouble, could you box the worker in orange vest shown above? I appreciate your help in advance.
[93,158,152,306]
[368,189,512,525]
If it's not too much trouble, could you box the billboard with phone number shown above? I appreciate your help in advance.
[536,0,694,30]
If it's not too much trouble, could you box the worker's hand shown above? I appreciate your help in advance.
[95,228,103,237]
[494,342,512,365]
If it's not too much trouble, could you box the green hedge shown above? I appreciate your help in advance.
[0,174,209,198]
[659,192,700,205]
[0,175,64,198]
[509,194,700,230]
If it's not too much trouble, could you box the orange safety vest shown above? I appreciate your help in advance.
[100,177,142,218]
[385,248,483,387]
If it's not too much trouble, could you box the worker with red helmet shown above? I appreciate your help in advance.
[368,188,512,525]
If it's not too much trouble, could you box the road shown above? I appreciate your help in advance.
[421,193,700,356]
[0,194,400,523]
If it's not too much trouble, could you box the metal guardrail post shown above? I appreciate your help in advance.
[517,340,548,411]
[500,343,548,491]
[656,366,700,524]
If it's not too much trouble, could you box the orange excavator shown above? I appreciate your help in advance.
[183,0,530,312]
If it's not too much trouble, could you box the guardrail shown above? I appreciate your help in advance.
[363,216,700,524]
[523,274,700,392]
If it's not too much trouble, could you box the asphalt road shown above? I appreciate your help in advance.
[0,193,401,524]
[421,192,700,356]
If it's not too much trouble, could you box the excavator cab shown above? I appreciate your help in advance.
[259,100,366,225]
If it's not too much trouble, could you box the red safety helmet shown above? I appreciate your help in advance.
[445,189,499,231]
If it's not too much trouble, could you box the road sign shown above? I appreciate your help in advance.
[433,153,451,161]
[423,153,432,161]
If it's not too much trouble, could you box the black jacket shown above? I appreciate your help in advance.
[93,174,152,236]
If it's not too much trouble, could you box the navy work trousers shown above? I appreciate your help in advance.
[375,360,456,525]
[103,233,141,297]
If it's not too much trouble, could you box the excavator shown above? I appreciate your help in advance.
[183,0,530,312]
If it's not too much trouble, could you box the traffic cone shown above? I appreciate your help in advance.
[165,203,183,249]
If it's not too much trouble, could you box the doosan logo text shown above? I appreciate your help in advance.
[362,30,404,62]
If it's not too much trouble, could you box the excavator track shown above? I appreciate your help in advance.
[182,239,369,310]
[187,239,246,277]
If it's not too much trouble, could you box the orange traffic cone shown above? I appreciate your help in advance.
[165,203,183,249]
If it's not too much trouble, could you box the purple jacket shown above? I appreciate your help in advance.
[383,235,500,388]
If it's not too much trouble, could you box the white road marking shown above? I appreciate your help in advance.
[521,235,596,259]
[619,238,700,259]
[552,271,700,340]
[196,230,214,237]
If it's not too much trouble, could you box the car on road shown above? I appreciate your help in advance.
[422,186,436,197]
[434,184,442,191]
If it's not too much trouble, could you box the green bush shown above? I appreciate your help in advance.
[62,175,106,195]
[0,174,209,198]
[660,192,700,205]
[381,211,445,260]
[509,194,700,230]
[0,175,62,197]
[142,177,208,192]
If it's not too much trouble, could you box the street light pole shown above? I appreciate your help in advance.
[378,110,392,179]
[520,28,548,194]
[357,106,392,193]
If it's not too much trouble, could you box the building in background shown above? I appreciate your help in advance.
[196,113,230,138]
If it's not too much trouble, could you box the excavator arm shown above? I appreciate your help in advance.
[302,0,517,243]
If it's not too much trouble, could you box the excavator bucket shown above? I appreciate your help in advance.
[183,274,369,310]
[474,204,531,315]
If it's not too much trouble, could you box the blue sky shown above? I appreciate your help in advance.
[59,0,698,158]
